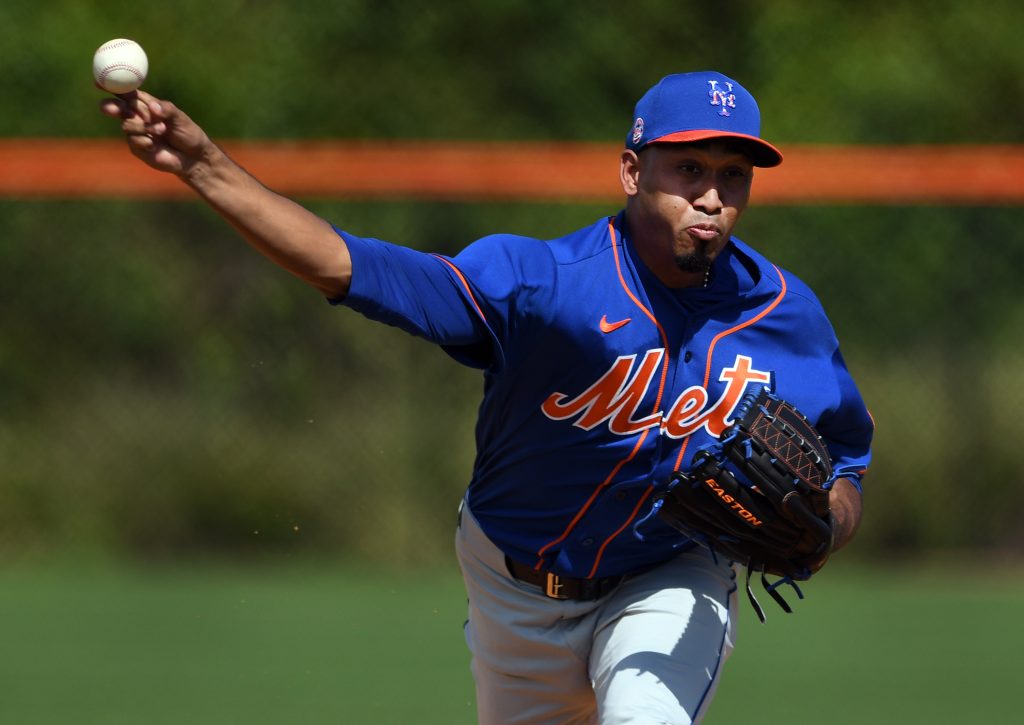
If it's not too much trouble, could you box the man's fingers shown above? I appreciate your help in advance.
[98,93,151,122]
[100,89,195,173]
[127,133,156,152]
[118,107,166,137]
[135,90,169,122]
[99,96,139,119]
[99,98,125,118]
[119,115,148,134]
[104,90,193,142]
[97,89,162,122]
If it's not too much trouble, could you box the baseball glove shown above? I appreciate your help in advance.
[655,387,836,621]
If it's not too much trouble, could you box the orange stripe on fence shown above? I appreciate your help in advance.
[1,139,1023,203]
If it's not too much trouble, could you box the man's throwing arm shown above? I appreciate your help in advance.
[100,90,351,299]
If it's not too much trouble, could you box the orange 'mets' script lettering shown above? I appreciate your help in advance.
[541,350,664,435]
[541,351,771,441]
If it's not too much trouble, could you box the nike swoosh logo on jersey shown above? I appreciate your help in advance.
[599,315,631,333]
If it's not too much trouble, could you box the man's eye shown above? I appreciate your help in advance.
[679,164,701,174]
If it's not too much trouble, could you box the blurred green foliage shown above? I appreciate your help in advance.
[3,0,1024,142]
[1,1,1023,563]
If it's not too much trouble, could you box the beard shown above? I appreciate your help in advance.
[674,242,713,274]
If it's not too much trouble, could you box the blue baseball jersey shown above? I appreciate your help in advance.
[335,212,873,579]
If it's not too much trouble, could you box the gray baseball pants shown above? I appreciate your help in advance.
[455,500,739,724]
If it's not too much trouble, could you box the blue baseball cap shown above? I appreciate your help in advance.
[625,71,783,167]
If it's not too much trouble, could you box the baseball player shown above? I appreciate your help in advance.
[101,71,873,724]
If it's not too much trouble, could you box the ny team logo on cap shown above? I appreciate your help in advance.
[631,117,645,145]
[708,80,737,117]
[624,71,782,166]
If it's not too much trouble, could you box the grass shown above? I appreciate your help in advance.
[0,560,475,724]
[707,558,1024,725]
[0,558,1020,724]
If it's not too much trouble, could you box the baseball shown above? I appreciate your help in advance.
[92,38,148,94]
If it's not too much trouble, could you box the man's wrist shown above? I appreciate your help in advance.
[179,138,226,191]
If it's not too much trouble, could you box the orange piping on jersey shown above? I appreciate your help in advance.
[587,485,657,579]
[433,255,488,324]
[671,264,788,472]
[534,429,654,572]
[606,220,671,431]
[534,219,671,572]
[587,250,789,575]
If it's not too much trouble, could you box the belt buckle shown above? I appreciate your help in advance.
[545,572,569,600]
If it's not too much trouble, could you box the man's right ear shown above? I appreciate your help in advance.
[620,150,641,197]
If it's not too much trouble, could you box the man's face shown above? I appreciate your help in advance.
[622,141,754,286]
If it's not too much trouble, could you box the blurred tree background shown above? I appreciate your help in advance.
[2,0,1023,566]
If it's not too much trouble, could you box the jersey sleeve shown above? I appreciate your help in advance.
[332,227,555,370]
[777,269,874,491]
[819,347,874,491]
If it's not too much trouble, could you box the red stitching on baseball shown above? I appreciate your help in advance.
[99,40,137,51]
[99,63,144,83]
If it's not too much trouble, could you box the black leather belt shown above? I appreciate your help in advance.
[505,555,623,601]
